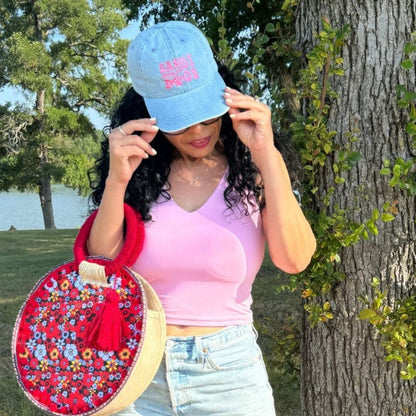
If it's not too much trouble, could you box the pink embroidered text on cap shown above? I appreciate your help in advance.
[127,21,229,133]
[159,54,199,90]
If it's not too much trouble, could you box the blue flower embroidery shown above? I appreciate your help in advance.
[63,343,78,361]
[34,344,47,361]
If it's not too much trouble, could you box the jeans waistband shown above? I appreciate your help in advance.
[166,324,255,349]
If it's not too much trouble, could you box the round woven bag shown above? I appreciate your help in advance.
[12,204,166,416]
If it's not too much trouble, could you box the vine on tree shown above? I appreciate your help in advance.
[359,32,416,379]
[268,18,397,329]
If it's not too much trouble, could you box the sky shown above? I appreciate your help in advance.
[0,23,140,130]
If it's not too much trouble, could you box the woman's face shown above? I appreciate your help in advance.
[162,117,222,161]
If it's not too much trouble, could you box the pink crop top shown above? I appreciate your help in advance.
[131,170,265,326]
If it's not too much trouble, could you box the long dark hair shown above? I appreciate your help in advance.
[89,64,293,221]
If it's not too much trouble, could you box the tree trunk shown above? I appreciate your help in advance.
[36,88,56,230]
[296,1,416,415]
[33,6,56,230]
[39,141,56,230]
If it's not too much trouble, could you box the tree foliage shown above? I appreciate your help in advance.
[0,0,129,111]
[0,0,130,224]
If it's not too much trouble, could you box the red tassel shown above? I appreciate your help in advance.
[86,290,122,351]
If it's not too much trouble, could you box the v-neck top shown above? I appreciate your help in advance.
[131,171,265,326]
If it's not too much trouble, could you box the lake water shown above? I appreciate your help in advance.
[0,185,90,230]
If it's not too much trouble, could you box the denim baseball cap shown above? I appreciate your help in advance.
[127,21,229,133]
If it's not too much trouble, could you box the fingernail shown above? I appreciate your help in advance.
[150,148,157,155]
[225,86,232,90]
[225,98,232,103]
[150,117,157,122]
[224,92,231,97]
[144,153,149,159]
[230,114,236,118]
[151,125,159,131]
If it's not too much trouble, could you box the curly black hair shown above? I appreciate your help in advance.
[89,64,295,221]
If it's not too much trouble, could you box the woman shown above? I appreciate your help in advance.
[88,20,316,416]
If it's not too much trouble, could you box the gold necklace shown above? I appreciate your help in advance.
[188,175,200,185]
[172,150,224,185]
[175,164,202,185]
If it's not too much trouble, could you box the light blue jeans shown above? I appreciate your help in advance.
[113,325,275,416]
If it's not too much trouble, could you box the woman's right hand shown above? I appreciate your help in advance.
[107,118,159,185]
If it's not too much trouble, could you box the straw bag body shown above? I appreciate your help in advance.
[12,204,166,416]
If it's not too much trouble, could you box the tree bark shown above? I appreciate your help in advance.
[39,141,56,230]
[33,6,56,229]
[36,88,56,229]
[296,1,416,415]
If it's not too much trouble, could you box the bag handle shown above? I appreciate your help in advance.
[73,203,145,287]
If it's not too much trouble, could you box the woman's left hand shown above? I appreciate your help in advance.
[224,87,274,153]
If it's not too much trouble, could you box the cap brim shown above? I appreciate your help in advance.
[144,72,229,133]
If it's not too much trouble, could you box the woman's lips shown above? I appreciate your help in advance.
[190,136,210,148]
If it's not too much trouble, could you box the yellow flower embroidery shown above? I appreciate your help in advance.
[80,289,90,301]
[39,360,49,372]
[50,348,59,360]
[19,348,29,359]
[60,279,70,290]
[119,348,130,361]
[82,348,93,360]
[50,291,59,302]
[70,359,81,372]
[117,288,128,300]
[106,359,117,372]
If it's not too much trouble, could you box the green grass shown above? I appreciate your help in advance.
[0,229,77,416]
[0,229,301,416]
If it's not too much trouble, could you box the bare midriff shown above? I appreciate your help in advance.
[166,324,226,337]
